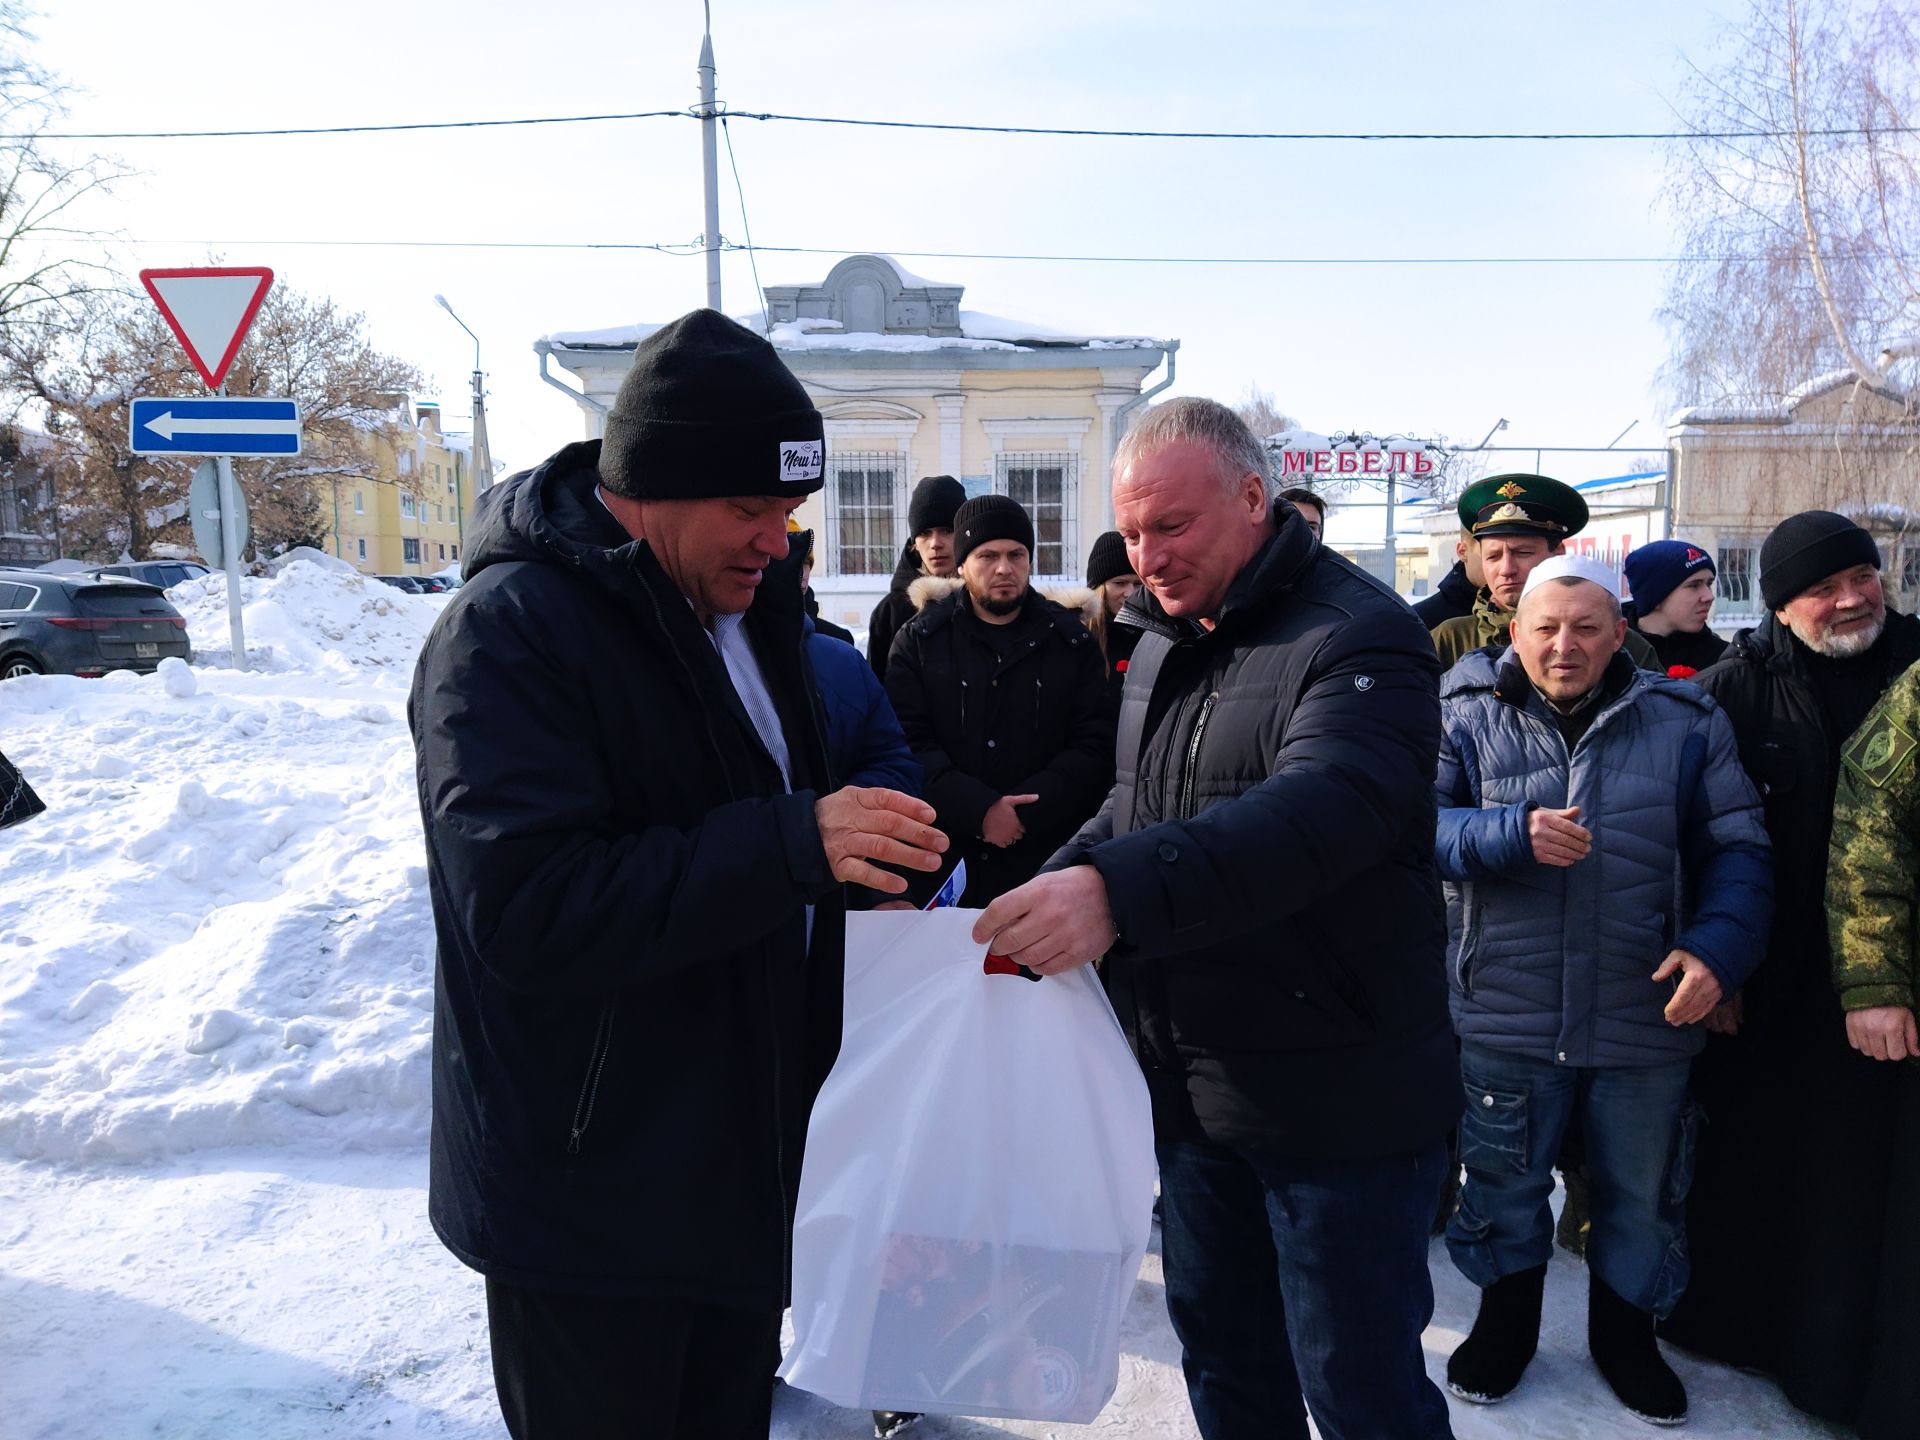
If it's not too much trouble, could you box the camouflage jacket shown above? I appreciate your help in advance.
[1827,659,1920,1035]
[1430,588,1658,674]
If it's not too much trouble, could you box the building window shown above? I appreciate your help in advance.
[438,543,446,560]
[356,537,367,560]
[824,451,902,577]
[1898,542,1920,605]
[1716,543,1759,607]
[451,544,458,560]
[403,538,421,564]
[996,452,1077,579]
[400,491,417,519]
[353,491,364,515]
[435,504,444,524]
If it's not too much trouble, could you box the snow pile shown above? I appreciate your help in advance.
[169,559,440,672]
[0,663,432,1165]
[0,554,1838,1438]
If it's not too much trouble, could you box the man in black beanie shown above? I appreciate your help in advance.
[866,474,967,682]
[884,492,1115,907]
[410,308,948,1440]
[1663,509,1920,1433]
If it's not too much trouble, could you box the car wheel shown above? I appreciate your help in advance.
[2,654,43,680]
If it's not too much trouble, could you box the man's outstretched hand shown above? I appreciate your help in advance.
[971,866,1115,977]
[815,787,947,893]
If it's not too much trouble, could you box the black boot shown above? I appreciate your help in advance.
[1589,1277,1687,1425]
[872,1412,921,1438]
[1446,1264,1546,1404]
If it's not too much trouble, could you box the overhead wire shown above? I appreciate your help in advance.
[18,108,1915,144]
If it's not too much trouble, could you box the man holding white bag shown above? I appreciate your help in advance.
[977,396,1461,1440]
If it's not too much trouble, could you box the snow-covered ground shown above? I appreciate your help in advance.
[0,564,1841,1439]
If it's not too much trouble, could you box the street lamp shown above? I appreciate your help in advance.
[434,294,494,493]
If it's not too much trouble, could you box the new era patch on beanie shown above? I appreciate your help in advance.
[598,309,825,501]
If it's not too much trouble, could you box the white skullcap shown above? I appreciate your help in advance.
[1519,553,1621,604]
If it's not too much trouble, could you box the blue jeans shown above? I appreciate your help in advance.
[1156,1138,1453,1440]
[1445,1041,1699,1317]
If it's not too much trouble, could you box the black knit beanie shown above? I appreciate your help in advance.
[1086,530,1133,589]
[953,494,1035,565]
[907,475,967,536]
[1759,511,1881,611]
[597,309,825,500]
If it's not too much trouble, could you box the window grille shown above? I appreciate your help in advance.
[996,452,1078,579]
[824,451,903,577]
[1716,544,1758,607]
[403,537,420,564]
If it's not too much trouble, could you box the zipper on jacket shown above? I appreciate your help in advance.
[567,996,619,1154]
[1179,691,1221,819]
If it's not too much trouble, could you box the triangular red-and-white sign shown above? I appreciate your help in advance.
[139,267,274,390]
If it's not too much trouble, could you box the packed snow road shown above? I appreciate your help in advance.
[0,564,1839,1438]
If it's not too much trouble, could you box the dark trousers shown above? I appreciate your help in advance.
[485,1278,781,1440]
[1156,1138,1454,1440]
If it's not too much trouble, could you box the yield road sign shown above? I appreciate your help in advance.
[130,396,302,456]
[139,267,273,389]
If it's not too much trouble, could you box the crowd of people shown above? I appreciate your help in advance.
[408,308,1918,1440]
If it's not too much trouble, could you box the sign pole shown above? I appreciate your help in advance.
[215,383,246,668]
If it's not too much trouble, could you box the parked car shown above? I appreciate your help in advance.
[374,574,428,594]
[0,570,193,679]
[91,560,212,589]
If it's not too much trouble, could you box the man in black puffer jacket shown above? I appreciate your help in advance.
[975,397,1460,1440]
[410,310,946,1440]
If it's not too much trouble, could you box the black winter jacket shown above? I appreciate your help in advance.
[1695,610,1920,1035]
[1045,513,1461,1158]
[410,441,845,1306]
[885,578,1116,906]
[1413,558,1476,629]
[866,540,926,681]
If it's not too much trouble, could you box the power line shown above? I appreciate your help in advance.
[20,107,1916,144]
[126,236,1726,264]
[720,116,766,318]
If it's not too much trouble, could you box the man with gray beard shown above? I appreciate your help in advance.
[1660,511,1920,1433]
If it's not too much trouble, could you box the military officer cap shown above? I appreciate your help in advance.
[1457,473,1589,542]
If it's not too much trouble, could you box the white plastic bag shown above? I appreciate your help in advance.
[779,908,1156,1422]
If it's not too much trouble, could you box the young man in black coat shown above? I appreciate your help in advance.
[866,473,966,681]
[884,493,1115,907]
[975,398,1460,1440]
[1661,511,1920,1436]
[409,310,947,1440]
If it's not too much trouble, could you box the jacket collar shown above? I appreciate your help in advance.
[1492,645,1641,720]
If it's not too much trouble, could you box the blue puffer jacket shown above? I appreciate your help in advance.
[1436,647,1772,1066]
[804,615,921,796]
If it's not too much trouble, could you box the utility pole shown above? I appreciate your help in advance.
[698,6,722,311]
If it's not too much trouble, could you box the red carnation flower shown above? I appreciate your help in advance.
[1667,665,1698,680]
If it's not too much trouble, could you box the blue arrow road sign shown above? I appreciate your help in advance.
[129,396,302,457]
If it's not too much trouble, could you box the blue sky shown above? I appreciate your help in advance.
[32,0,1734,486]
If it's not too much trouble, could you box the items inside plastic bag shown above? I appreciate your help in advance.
[779,907,1156,1423]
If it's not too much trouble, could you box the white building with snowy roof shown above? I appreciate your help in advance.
[536,254,1176,632]
[1669,354,1920,627]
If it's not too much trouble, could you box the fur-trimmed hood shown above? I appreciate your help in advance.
[907,575,1102,628]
